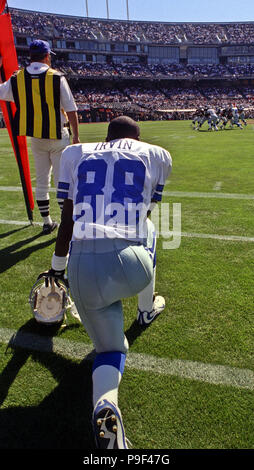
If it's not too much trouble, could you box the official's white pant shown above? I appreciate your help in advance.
[30,127,70,201]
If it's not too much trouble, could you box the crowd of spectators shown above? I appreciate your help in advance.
[16,56,254,113]
[74,87,130,110]
[10,8,254,45]
[50,61,254,80]
[16,56,254,80]
[11,10,53,36]
[56,61,116,77]
[71,83,254,115]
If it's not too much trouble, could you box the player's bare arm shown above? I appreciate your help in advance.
[66,110,80,144]
[55,198,74,257]
[147,198,158,218]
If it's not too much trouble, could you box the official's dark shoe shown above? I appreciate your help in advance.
[42,221,58,235]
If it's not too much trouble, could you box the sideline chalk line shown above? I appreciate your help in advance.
[0,327,253,391]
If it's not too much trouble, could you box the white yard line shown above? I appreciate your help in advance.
[0,219,253,242]
[163,190,254,200]
[0,219,43,226]
[180,231,254,242]
[1,186,254,200]
[0,327,253,391]
[0,186,56,192]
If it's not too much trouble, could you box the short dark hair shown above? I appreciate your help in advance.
[106,116,140,141]
[30,52,48,63]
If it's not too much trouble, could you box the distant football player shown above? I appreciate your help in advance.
[218,108,229,130]
[43,116,172,449]
[230,104,243,129]
[192,107,203,130]
[207,107,219,131]
[238,105,247,126]
[197,107,209,130]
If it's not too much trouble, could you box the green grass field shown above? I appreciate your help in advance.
[0,120,254,451]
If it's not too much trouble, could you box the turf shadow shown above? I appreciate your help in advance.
[0,316,153,449]
[0,231,56,274]
[0,321,94,449]
[125,318,153,348]
[0,225,30,239]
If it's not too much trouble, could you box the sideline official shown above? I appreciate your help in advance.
[0,39,80,234]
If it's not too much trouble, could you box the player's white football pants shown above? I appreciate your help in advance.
[67,237,153,354]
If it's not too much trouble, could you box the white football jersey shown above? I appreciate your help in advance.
[207,108,217,117]
[57,138,172,241]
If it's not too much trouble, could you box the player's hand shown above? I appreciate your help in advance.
[37,268,68,287]
[72,135,80,144]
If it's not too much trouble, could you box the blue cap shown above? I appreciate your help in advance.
[29,39,56,55]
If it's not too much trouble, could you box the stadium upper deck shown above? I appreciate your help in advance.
[10,7,254,45]
[10,7,254,74]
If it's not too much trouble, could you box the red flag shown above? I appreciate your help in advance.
[0,0,5,15]
[0,11,34,222]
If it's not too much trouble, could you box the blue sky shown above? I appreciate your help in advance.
[7,0,254,22]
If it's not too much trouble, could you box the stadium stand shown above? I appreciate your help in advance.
[7,7,254,121]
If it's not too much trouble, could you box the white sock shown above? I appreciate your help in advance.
[138,266,156,312]
[92,364,122,407]
[43,216,52,225]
